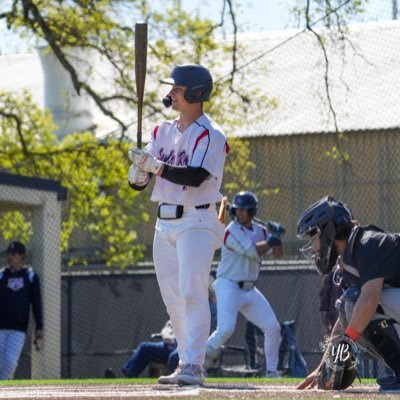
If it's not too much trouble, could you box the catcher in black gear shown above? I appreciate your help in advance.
[296,196,400,392]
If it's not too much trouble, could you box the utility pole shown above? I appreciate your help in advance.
[393,0,398,20]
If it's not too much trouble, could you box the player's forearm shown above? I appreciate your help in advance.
[255,240,282,257]
[255,241,269,256]
[160,165,210,187]
[272,244,283,259]
[349,278,383,339]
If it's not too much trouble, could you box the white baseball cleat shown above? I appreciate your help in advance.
[158,365,183,384]
[176,364,205,385]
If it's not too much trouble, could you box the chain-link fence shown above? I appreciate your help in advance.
[1,0,399,380]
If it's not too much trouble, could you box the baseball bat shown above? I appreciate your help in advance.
[218,196,228,224]
[135,22,148,149]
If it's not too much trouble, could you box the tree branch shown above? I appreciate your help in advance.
[306,0,348,165]
[21,0,130,136]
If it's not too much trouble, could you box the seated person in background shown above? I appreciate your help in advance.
[120,320,179,378]
[105,279,217,378]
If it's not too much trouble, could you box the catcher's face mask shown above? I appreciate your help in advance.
[300,222,338,275]
[299,226,321,265]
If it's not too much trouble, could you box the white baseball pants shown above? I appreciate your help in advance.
[208,278,281,372]
[153,207,224,366]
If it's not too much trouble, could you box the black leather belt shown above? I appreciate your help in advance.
[158,203,210,219]
[238,281,255,290]
[195,203,210,209]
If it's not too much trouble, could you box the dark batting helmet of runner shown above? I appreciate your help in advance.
[231,191,258,218]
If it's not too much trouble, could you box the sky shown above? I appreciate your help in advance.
[181,0,397,33]
[182,0,292,32]
[0,0,397,54]
[179,0,290,32]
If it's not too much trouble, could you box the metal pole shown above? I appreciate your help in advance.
[393,0,398,20]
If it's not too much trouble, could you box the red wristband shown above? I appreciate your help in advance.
[345,326,361,342]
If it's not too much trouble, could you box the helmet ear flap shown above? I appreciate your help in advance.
[227,205,237,220]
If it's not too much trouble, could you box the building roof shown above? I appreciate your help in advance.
[233,20,400,137]
[0,172,67,200]
[1,20,399,140]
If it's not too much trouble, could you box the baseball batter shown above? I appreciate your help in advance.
[205,191,285,377]
[128,64,228,385]
[296,196,400,392]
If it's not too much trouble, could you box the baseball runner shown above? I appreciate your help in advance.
[296,196,400,392]
[128,64,228,385]
[205,191,285,377]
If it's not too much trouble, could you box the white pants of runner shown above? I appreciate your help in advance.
[207,278,281,372]
[153,206,224,366]
[0,329,26,379]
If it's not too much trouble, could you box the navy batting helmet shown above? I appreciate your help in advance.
[231,191,258,218]
[297,196,353,274]
[160,64,213,103]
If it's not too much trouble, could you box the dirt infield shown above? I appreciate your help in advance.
[0,382,397,400]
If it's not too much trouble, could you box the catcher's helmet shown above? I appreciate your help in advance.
[160,64,213,103]
[231,191,258,218]
[297,196,353,274]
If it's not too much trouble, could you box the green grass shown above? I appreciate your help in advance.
[0,377,377,386]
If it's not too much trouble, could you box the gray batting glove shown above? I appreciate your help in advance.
[129,148,164,174]
[128,164,150,186]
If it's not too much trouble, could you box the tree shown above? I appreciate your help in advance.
[0,1,372,266]
[0,0,271,267]
[0,90,150,268]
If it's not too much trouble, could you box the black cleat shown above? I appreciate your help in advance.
[104,368,117,379]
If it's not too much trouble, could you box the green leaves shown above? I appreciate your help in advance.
[0,0,280,267]
[0,91,148,268]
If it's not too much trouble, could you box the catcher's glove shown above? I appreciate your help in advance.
[317,336,358,390]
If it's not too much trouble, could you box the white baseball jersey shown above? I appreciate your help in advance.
[217,220,273,282]
[145,113,229,207]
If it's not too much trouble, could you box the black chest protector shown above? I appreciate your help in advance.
[343,225,400,288]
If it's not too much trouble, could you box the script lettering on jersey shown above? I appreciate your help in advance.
[159,148,189,166]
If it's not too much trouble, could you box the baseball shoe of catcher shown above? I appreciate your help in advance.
[378,376,400,393]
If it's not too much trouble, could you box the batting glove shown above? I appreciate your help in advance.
[266,221,286,239]
[129,148,164,175]
[267,236,282,247]
[128,164,150,186]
